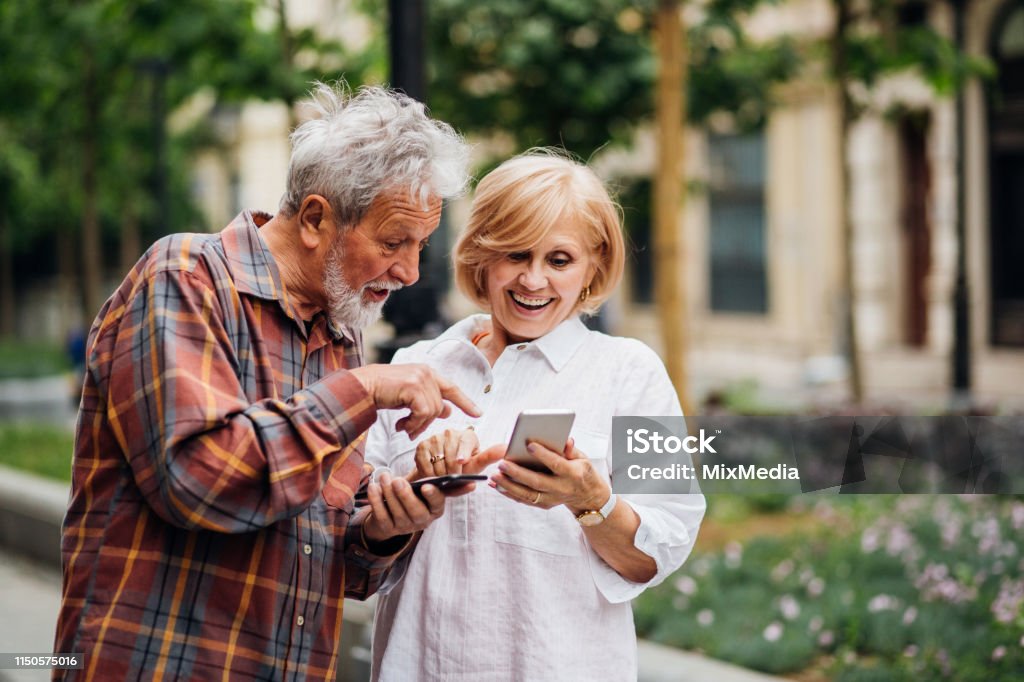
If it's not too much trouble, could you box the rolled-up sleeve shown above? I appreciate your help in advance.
[587,493,706,602]
[584,340,707,603]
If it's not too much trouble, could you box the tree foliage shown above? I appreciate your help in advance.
[0,0,364,329]
[423,0,800,163]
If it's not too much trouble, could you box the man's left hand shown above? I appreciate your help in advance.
[361,470,447,544]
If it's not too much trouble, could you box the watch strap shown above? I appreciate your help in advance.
[598,493,617,519]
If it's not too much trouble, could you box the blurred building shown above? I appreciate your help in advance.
[596,0,1024,410]
[194,0,1023,410]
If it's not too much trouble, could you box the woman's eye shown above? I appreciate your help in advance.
[508,252,529,262]
[549,256,571,267]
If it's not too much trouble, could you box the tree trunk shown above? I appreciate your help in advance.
[653,0,693,415]
[120,204,141,274]
[831,0,864,404]
[81,51,104,324]
[0,210,14,337]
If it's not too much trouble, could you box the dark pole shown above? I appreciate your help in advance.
[951,0,971,407]
[389,0,426,101]
[381,0,443,359]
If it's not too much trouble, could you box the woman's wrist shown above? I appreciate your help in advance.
[566,484,612,516]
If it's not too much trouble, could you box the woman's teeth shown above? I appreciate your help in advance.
[511,292,553,309]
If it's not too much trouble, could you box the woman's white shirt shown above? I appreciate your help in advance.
[365,315,706,682]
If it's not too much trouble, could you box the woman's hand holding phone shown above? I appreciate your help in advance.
[490,437,611,514]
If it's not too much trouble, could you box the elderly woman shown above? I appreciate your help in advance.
[365,151,705,681]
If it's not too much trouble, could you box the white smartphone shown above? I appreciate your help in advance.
[505,410,576,473]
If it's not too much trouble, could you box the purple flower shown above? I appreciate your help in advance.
[674,575,697,596]
[763,621,784,642]
[868,594,898,613]
[779,594,801,620]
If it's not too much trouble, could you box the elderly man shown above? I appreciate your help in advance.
[54,84,477,680]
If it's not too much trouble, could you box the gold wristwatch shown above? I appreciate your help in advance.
[574,493,617,527]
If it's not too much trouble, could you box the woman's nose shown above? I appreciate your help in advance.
[518,262,547,290]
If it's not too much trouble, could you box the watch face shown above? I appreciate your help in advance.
[578,511,604,527]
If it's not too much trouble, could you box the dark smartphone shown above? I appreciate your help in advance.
[354,474,487,503]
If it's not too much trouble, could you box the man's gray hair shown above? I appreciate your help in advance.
[280,82,470,225]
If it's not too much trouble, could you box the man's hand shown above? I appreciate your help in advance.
[362,470,446,544]
[349,363,481,439]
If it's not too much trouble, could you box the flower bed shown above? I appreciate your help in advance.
[634,496,1024,680]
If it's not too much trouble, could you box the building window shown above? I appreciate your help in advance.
[708,133,768,314]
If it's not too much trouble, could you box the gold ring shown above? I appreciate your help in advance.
[533,490,542,505]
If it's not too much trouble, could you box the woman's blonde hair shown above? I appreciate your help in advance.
[453,149,625,316]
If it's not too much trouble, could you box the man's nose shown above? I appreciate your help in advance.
[390,248,420,286]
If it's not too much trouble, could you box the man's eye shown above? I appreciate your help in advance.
[384,241,402,251]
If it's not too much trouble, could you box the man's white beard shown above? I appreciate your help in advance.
[323,238,402,331]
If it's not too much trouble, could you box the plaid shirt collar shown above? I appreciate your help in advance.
[221,209,356,343]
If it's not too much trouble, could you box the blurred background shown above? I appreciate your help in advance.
[0,1,1021,680]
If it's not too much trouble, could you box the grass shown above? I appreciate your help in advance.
[0,340,71,379]
[0,423,74,481]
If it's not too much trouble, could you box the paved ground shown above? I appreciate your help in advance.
[0,549,786,682]
[0,552,62,682]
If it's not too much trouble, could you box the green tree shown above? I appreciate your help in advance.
[425,0,798,162]
[0,0,366,334]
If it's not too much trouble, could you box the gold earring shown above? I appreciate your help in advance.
[579,286,591,303]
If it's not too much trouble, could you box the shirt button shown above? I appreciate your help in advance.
[484,384,492,393]
[297,616,305,627]
[303,544,312,555]
[516,344,526,350]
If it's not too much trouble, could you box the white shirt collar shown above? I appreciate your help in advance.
[426,314,590,373]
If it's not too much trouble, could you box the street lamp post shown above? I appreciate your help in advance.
[950,0,972,407]
[379,0,444,362]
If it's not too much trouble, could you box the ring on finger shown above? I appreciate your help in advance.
[533,490,542,505]
[429,454,444,463]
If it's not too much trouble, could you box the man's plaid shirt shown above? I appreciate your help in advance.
[54,210,409,680]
